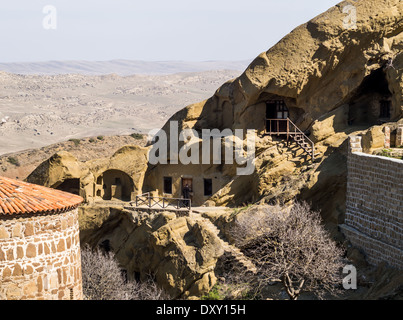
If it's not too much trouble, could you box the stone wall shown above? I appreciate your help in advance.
[397,125,403,147]
[0,209,83,300]
[341,142,403,269]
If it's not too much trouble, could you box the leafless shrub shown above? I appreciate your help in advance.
[81,245,169,300]
[134,276,170,300]
[214,252,257,300]
[230,202,345,300]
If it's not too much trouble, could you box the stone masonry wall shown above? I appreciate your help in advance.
[0,209,83,300]
[342,147,403,269]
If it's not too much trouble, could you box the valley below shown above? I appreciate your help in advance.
[0,62,246,156]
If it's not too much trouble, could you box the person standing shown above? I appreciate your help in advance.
[182,184,191,207]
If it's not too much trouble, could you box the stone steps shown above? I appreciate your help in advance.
[189,212,257,274]
[278,139,322,163]
[268,119,317,161]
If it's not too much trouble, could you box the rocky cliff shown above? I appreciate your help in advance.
[153,0,402,235]
[78,205,227,298]
[163,0,402,135]
[21,0,403,299]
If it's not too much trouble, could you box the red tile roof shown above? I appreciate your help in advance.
[0,176,83,216]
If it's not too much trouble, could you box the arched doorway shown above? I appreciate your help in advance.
[100,170,134,201]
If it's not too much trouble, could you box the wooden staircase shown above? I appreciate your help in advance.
[266,118,319,161]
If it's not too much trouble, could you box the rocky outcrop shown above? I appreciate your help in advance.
[150,0,402,232]
[25,151,94,199]
[158,0,402,151]
[25,151,87,187]
[162,0,402,135]
[22,0,403,299]
[26,145,149,202]
[78,205,227,298]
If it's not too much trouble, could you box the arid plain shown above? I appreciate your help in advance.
[0,61,247,156]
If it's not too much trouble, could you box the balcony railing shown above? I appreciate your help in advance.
[131,192,191,210]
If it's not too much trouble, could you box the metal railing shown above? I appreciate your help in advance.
[266,118,316,161]
[132,192,192,210]
[266,118,291,136]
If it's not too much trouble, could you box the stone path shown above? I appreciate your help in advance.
[99,200,257,274]
[189,211,257,275]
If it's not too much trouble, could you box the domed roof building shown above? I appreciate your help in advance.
[0,176,83,300]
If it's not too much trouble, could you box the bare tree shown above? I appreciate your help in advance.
[230,202,345,300]
[81,245,168,300]
[213,251,257,300]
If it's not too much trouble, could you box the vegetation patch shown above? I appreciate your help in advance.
[69,138,81,146]
[228,202,346,300]
[81,245,169,300]
[7,156,20,167]
[201,284,224,300]
[130,133,144,140]
[376,148,403,160]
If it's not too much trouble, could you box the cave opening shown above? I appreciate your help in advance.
[101,169,134,201]
[53,178,80,195]
[266,100,289,133]
[348,68,392,126]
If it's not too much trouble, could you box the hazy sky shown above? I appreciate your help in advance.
[0,0,342,63]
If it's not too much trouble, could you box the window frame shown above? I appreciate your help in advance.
[203,178,213,196]
[163,176,173,194]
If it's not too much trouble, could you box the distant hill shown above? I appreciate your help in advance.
[0,59,251,76]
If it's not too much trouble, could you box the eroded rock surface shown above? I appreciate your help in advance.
[78,205,226,298]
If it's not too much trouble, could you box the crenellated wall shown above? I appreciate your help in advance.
[0,209,83,300]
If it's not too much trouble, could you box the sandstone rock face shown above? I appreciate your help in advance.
[26,145,149,202]
[361,126,386,152]
[310,104,350,142]
[78,205,224,298]
[23,0,403,299]
[148,0,402,232]
[162,0,402,137]
[26,151,89,190]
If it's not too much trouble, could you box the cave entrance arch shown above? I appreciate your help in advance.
[266,100,289,133]
[100,169,134,201]
[52,178,80,195]
[348,68,392,126]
